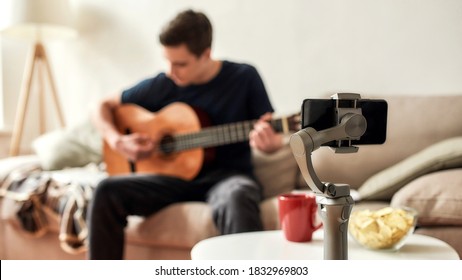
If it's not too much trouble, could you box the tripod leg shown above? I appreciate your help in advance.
[9,44,39,156]
[40,44,66,128]
[37,56,46,135]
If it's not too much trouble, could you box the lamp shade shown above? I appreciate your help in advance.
[1,0,76,41]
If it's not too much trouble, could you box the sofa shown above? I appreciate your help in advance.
[1,94,461,260]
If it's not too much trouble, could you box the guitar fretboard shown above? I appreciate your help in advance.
[159,118,289,153]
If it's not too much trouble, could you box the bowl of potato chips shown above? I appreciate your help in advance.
[348,207,417,251]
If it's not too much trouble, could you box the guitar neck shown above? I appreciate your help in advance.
[165,117,290,152]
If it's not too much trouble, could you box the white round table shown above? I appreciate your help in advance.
[191,230,459,260]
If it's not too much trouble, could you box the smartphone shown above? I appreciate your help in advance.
[301,98,388,146]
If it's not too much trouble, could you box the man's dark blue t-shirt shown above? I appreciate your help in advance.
[121,60,274,177]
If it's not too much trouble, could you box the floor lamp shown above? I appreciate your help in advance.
[1,0,76,156]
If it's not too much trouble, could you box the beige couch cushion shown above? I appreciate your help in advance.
[126,197,282,250]
[252,142,299,198]
[358,137,462,201]
[126,202,218,249]
[391,169,462,226]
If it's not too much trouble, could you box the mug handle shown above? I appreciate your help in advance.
[310,203,323,230]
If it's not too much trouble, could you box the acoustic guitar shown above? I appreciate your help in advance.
[103,102,300,180]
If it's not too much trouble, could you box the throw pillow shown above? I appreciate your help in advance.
[357,137,462,201]
[32,118,102,170]
[390,169,462,226]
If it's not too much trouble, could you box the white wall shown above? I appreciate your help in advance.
[2,0,462,153]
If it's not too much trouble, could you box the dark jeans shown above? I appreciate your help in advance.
[86,169,263,259]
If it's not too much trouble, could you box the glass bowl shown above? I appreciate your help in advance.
[348,207,418,251]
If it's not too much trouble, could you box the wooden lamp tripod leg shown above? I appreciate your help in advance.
[8,42,66,156]
[40,44,66,128]
[8,43,39,157]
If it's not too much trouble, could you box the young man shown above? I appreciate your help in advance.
[88,9,283,259]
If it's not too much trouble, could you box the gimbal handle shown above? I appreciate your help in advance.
[289,93,366,260]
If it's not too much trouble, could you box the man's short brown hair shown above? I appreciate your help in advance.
[159,9,213,57]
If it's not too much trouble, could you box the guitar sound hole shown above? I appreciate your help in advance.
[159,135,175,155]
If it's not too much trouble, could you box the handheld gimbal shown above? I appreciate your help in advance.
[290,93,372,260]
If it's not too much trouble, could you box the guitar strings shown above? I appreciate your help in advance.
[159,120,258,153]
[157,117,289,154]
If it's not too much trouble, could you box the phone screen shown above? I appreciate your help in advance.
[301,98,387,146]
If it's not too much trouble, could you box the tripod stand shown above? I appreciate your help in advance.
[9,41,66,156]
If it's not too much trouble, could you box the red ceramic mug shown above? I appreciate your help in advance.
[278,193,322,242]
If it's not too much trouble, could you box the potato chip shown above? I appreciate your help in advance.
[348,207,417,250]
